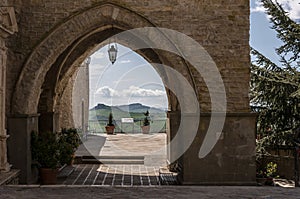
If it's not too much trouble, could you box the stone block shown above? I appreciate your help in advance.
[7,114,39,184]
[179,113,257,185]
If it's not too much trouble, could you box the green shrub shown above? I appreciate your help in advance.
[31,131,60,169]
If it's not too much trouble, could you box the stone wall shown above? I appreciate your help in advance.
[6,0,250,115]
[4,0,255,184]
[57,74,76,130]
[181,114,256,185]
[260,150,299,180]
[72,60,90,132]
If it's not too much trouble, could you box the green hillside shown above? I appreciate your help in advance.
[89,103,167,134]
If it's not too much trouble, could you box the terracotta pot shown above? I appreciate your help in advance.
[256,177,267,185]
[142,126,150,134]
[39,168,58,185]
[265,177,274,186]
[256,177,274,186]
[105,125,115,134]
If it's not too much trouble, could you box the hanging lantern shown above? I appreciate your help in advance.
[108,43,118,64]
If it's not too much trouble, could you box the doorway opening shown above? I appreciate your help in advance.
[68,44,175,186]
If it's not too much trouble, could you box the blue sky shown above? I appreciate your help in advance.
[89,45,168,109]
[87,0,300,109]
[250,0,300,63]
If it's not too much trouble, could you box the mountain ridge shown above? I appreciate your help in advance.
[91,103,165,113]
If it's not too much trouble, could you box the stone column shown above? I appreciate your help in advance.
[166,111,181,165]
[0,41,10,172]
[72,59,90,132]
[39,112,56,133]
[0,6,18,173]
[180,113,257,185]
[7,114,39,184]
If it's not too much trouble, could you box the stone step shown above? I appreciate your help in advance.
[159,167,178,185]
[77,156,145,165]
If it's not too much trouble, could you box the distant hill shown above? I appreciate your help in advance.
[117,103,165,113]
[90,103,111,110]
[91,103,164,113]
[89,103,166,121]
[117,103,149,113]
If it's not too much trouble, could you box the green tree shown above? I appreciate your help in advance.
[251,0,300,148]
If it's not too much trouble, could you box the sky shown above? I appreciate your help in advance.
[89,45,168,109]
[87,0,300,109]
[250,0,300,64]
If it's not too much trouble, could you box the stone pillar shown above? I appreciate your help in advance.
[72,59,90,131]
[7,114,39,184]
[167,111,181,165]
[167,111,257,185]
[0,41,10,172]
[39,112,56,133]
[180,113,257,185]
[0,6,18,173]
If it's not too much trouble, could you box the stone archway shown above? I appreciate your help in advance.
[11,3,192,115]
[10,3,195,135]
[37,26,183,133]
[5,1,256,185]
[8,3,194,184]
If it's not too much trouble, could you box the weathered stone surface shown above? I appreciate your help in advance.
[3,0,255,185]
[181,113,257,185]
[72,61,89,132]
[6,0,250,114]
[7,114,39,184]
[0,6,17,174]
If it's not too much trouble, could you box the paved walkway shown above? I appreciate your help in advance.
[57,164,162,186]
[76,133,167,163]
[2,186,300,198]
[62,133,172,186]
[75,133,167,170]
[2,133,300,198]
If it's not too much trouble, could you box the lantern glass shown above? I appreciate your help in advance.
[108,44,117,64]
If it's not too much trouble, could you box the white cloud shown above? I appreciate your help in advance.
[95,86,119,97]
[251,1,266,13]
[94,86,165,98]
[282,0,300,19]
[92,51,105,59]
[251,0,300,20]
[90,63,106,71]
[124,86,165,97]
[119,60,131,64]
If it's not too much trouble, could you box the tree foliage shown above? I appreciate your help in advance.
[262,0,300,62]
[251,0,300,148]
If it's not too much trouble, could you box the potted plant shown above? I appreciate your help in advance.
[105,112,115,134]
[59,128,81,166]
[256,161,278,186]
[141,110,150,134]
[31,131,60,185]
